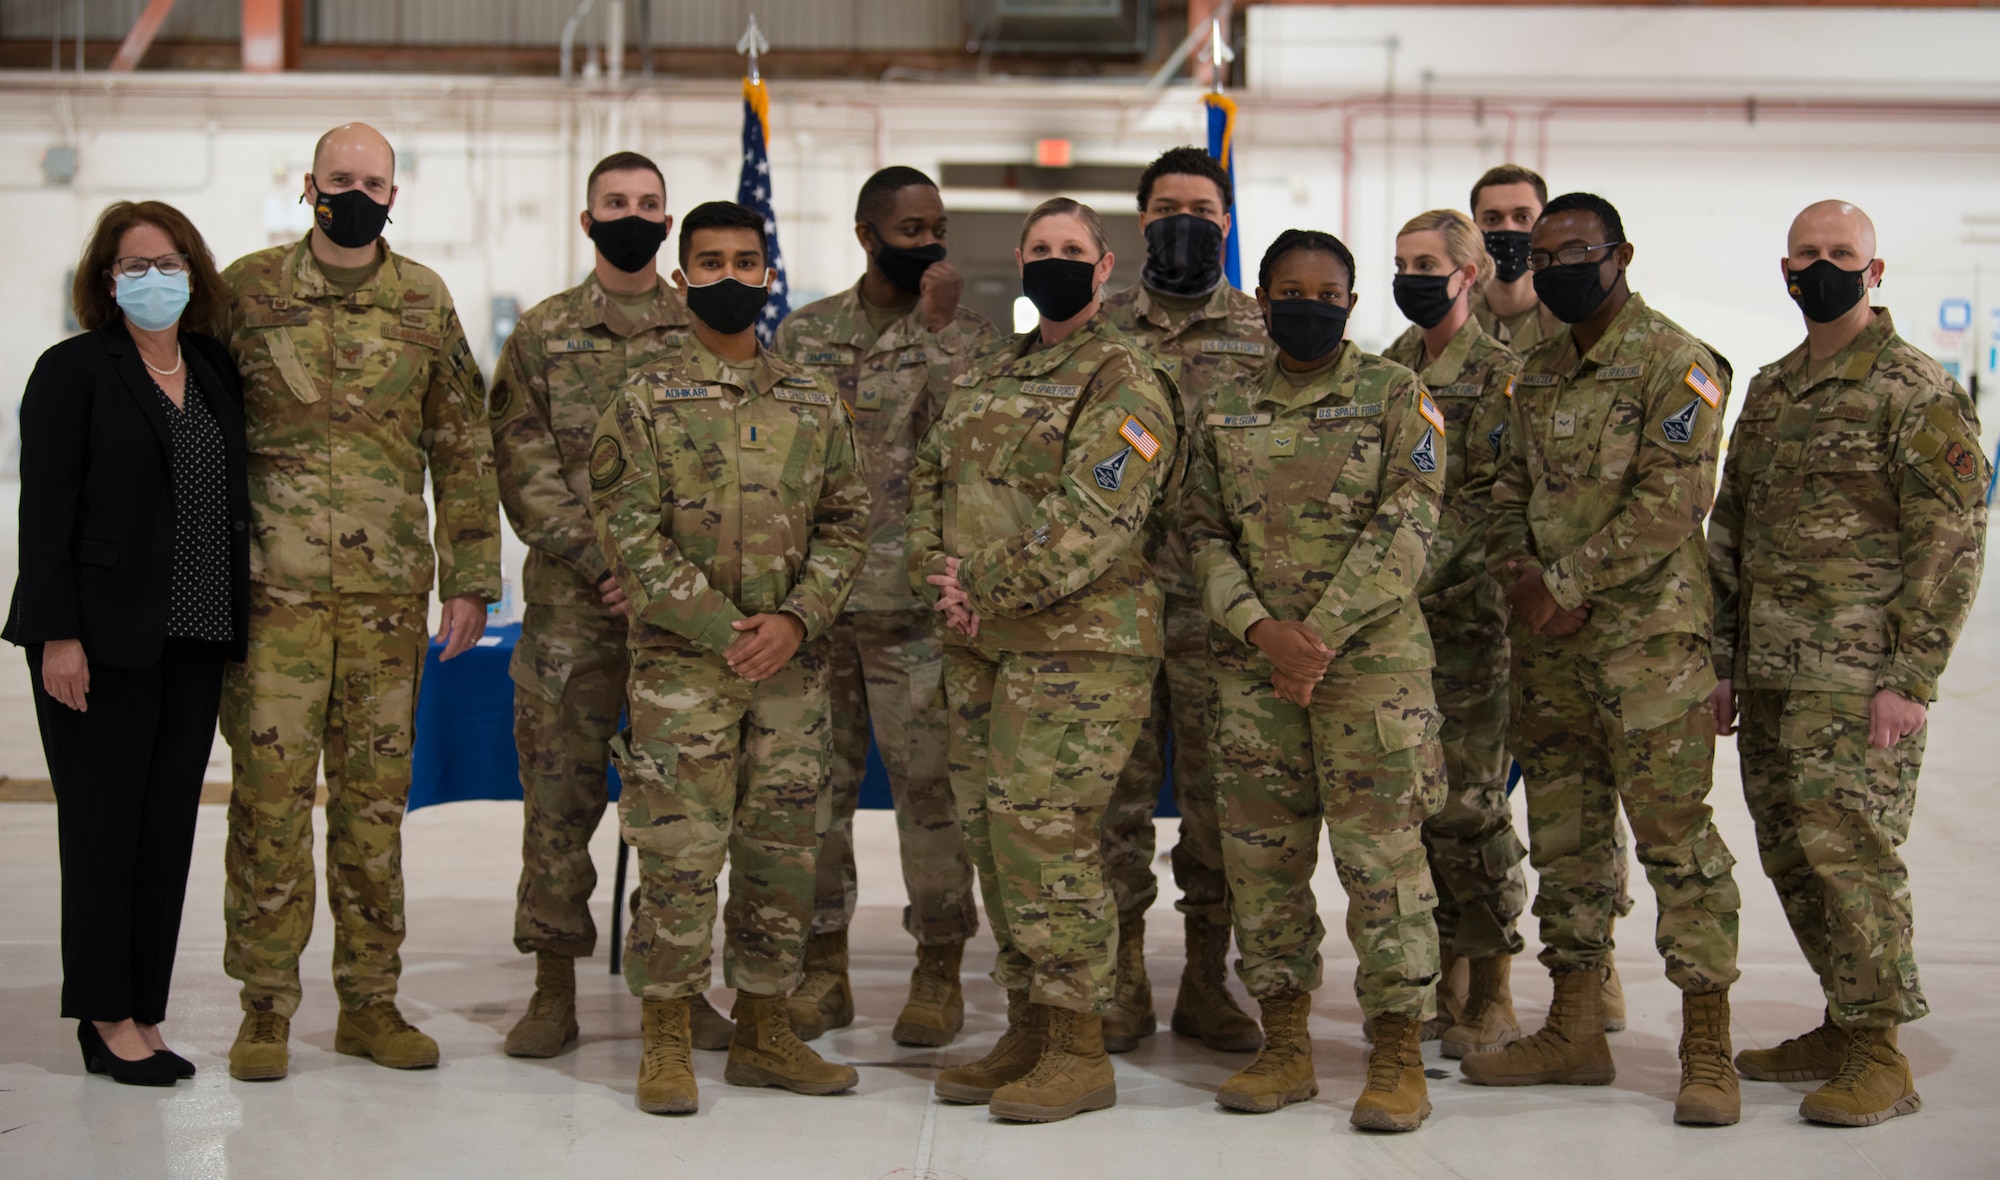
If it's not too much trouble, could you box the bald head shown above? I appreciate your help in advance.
[1787,199,1877,264]
[307,122,397,219]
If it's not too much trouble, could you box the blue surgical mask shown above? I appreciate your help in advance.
[115,268,191,332]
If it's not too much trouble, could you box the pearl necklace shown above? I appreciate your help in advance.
[142,345,184,377]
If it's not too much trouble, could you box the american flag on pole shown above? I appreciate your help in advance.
[738,75,789,346]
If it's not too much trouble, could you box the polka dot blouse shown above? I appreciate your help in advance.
[155,372,234,644]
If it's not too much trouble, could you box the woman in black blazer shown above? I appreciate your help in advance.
[4,201,250,1087]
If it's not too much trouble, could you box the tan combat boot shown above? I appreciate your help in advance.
[335,1001,440,1069]
[1170,916,1261,1053]
[1350,1012,1431,1132]
[689,991,735,1051]
[1215,991,1318,1113]
[1103,914,1155,1053]
[935,988,1048,1103]
[1459,966,1614,1086]
[724,993,858,1095]
[1441,955,1522,1059]
[786,930,855,1042]
[893,942,965,1047]
[1736,1011,1847,1082]
[1799,1026,1921,1126]
[989,1005,1117,1123]
[505,952,580,1058]
[635,997,698,1114]
[1601,954,1627,1033]
[228,1010,290,1081]
[1675,989,1740,1125]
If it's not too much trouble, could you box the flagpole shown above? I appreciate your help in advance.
[737,14,788,345]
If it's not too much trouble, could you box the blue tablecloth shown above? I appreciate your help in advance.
[409,623,1183,816]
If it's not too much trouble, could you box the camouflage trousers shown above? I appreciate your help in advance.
[1421,605,1528,960]
[1737,689,1927,1028]
[510,603,629,958]
[1103,592,1228,927]
[219,586,427,1017]
[611,634,832,1000]
[1511,631,1740,993]
[817,608,978,946]
[943,645,1155,1014]
[1213,667,1445,1020]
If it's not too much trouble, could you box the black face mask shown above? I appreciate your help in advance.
[1787,258,1872,324]
[1142,214,1225,298]
[588,214,668,274]
[1021,258,1099,324]
[685,276,769,336]
[1393,274,1458,330]
[869,227,946,296]
[1266,298,1350,363]
[310,179,391,250]
[1533,256,1619,324]
[1483,229,1532,284]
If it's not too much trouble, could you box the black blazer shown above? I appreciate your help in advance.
[3,322,251,666]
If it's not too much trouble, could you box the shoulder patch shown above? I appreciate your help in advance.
[1417,391,1445,433]
[488,382,515,421]
[1660,398,1702,445]
[1596,363,1643,380]
[1315,402,1385,420]
[1119,416,1162,462]
[654,384,721,403]
[1684,363,1724,408]
[1093,447,1132,491]
[588,435,626,491]
[1411,427,1439,473]
[1019,382,1081,399]
[1200,339,1267,357]
[548,337,613,353]
[1942,440,1981,483]
[1487,420,1506,454]
[1206,412,1270,427]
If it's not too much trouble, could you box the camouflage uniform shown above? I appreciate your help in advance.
[907,314,1178,1013]
[1101,282,1270,926]
[774,284,990,946]
[490,276,693,958]
[1709,309,1987,1028]
[1382,318,1528,960]
[1471,287,1564,355]
[219,236,501,1016]
[1182,344,1448,1019]
[1487,293,1741,994]
[589,339,868,999]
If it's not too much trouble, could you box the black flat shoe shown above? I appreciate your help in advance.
[155,1049,196,1079]
[77,1022,178,1087]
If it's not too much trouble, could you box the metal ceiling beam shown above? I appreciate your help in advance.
[109,0,178,73]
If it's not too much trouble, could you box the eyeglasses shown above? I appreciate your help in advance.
[1525,242,1622,272]
[109,254,190,278]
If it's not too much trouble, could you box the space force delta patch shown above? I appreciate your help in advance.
[1487,421,1506,454]
[1411,427,1438,473]
[1094,447,1131,490]
[1660,398,1701,444]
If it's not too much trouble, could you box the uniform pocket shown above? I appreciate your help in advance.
[360,346,428,420]
[1375,698,1442,753]
[611,731,725,861]
[1776,691,1915,817]
[507,625,576,705]
[360,661,417,760]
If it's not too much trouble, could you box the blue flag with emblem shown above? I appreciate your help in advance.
[1204,91,1242,290]
[738,76,790,346]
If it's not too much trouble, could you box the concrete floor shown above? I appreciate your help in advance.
[0,488,1996,1177]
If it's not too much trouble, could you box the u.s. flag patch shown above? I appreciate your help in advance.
[1417,391,1445,433]
[1119,416,1162,462]
[1684,363,1722,408]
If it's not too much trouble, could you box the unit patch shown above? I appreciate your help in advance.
[1094,447,1131,491]
[1411,427,1438,473]
[1660,398,1701,444]
[588,435,625,491]
[1944,440,1980,482]
[488,382,513,421]
[1487,421,1506,454]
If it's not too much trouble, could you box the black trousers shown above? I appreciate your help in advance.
[31,639,228,1023]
